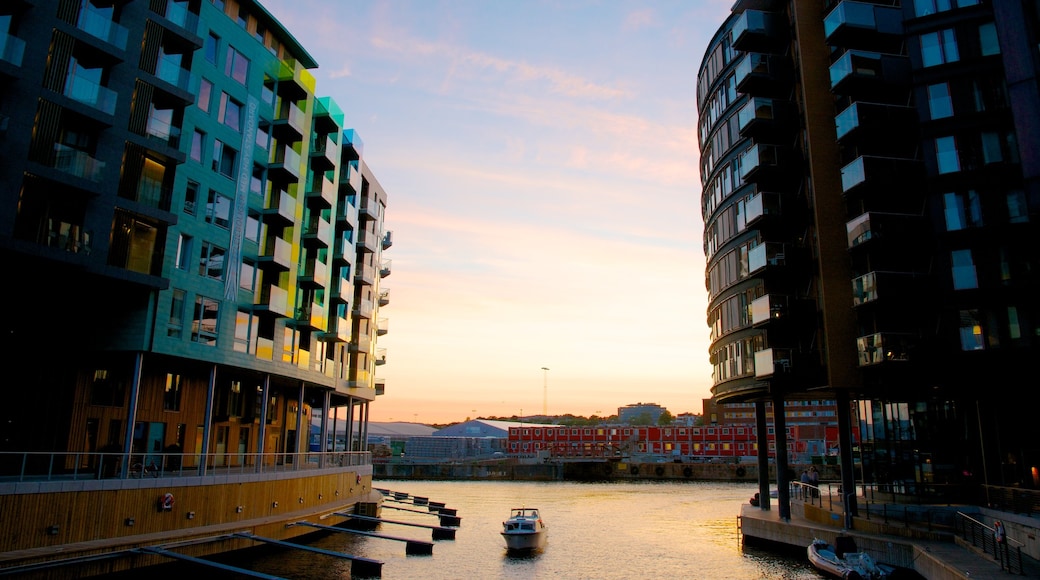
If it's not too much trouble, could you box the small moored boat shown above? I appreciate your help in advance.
[807,537,894,580]
[501,507,547,551]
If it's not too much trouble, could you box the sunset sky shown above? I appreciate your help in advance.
[260,0,734,423]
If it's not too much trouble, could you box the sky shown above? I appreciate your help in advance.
[259,0,734,424]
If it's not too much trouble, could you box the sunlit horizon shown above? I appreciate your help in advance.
[260,0,735,424]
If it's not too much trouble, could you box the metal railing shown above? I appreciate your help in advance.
[0,450,371,483]
[956,511,1025,575]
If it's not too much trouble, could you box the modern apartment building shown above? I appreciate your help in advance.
[0,0,391,573]
[698,0,1040,516]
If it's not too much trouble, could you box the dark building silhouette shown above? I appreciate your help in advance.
[698,0,1040,517]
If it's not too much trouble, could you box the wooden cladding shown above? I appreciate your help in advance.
[138,20,164,76]
[42,30,75,94]
[128,80,155,137]
[29,99,63,165]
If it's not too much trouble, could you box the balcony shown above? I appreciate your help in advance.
[320,316,351,342]
[382,230,393,250]
[257,235,292,271]
[359,200,381,220]
[262,190,296,226]
[311,134,339,172]
[732,10,787,53]
[835,101,917,143]
[341,162,363,194]
[0,32,26,70]
[354,262,376,286]
[737,98,792,139]
[154,0,202,48]
[306,175,336,208]
[829,50,910,96]
[272,101,305,143]
[851,271,922,307]
[856,332,912,366]
[353,297,374,320]
[377,318,388,336]
[375,348,387,366]
[302,217,332,249]
[739,143,786,184]
[748,242,786,274]
[841,156,922,196]
[846,211,922,249]
[256,284,290,317]
[336,198,359,229]
[375,378,385,396]
[52,144,105,183]
[750,294,789,326]
[342,129,364,161]
[735,52,790,96]
[269,144,301,184]
[292,302,326,331]
[379,259,392,278]
[299,258,328,289]
[358,228,379,253]
[145,114,182,150]
[378,289,390,306]
[824,1,903,49]
[743,190,781,228]
[330,272,352,302]
[754,347,792,378]
[153,55,195,99]
[64,73,118,116]
[75,4,129,50]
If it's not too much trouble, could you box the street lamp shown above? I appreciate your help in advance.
[541,367,549,416]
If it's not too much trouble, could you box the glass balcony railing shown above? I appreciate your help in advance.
[834,102,860,141]
[750,294,788,325]
[76,5,129,50]
[64,73,118,115]
[846,212,872,247]
[851,272,877,306]
[1,32,26,66]
[841,157,867,192]
[52,144,105,182]
[163,0,199,36]
[829,50,883,89]
[824,1,877,39]
[857,332,911,366]
[155,55,194,92]
[748,242,785,273]
[145,116,182,148]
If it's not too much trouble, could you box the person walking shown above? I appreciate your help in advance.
[809,466,820,498]
[800,469,810,499]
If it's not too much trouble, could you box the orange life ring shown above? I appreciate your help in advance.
[160,492,175,511]
[994,521,1006,544]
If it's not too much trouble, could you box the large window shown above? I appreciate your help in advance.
[163,373,182,411]
[913,0,979,18]
[205,189,232,228]
[927,83,953,119]
[920,29,959,67]
[943,191,982,231]
[199,241,226,280]
[184,180,198,215]
[951,249,978,290]
[168,288,185,338]
[175,233,192,270]
[225,45,249,85]
[219,92,242,131]
[192,295,219,345]
[979,22,999,56]
[197,78,212,113]
[958,310,984,351]
[212,139,237,178]
[935,136,960,173]
[190,129,204,162]
[204,32,219,63]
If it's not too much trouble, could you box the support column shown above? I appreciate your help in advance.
[756,401,771,510]
[837,390,859,521]
[346,397,355,452]
[773,395,791,521]
[120,353,144,478]
[295,383,305,455]
[256,374,270,472]
[200,364,217,476]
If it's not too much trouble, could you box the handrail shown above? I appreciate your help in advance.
[0,450,371,483]
[955,511,1024,574]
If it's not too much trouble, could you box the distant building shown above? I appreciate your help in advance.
[402,420,521,461]
[618,403,666,424]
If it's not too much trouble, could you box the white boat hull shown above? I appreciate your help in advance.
[807,539,893,580]
[502,529,547,551]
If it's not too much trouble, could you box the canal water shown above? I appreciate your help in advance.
[209,479,823,579]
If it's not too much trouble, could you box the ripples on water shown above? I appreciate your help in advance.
[151,480,825,579]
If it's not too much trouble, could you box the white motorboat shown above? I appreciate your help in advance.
[501,507,547,551]
[807,537,895,580]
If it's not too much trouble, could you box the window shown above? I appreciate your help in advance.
[199,241,226,280]
[212,139,237,178]
[913,0,979,17]
[250,164,265,195]
[184,180,198,215]
[943,191,982,231]
[979,22,999,56]
[204,32,219,64]
[1008,306,1022,340]
[920,29,959,67]
[1007,190,1028,223]
[205,189,232,228]
[175,233,193,270]
[261,75,275,107]
[239,259,256,291]
[197,78,212,113]
[935,136,960,173]
[190,129,205,162]
[958,310,984,351]
[89,369,125,407]
[164,373,182,411]
[219,92,242,131]
[235,5,248,28]
[168,288,185,337]
[951,249,977,290]
[927,83,953,119]
[981,131,1018,165]
[255,123,270,150]
[245,211,261,243]
[192,294,219,345]
[234,310,258,353]
[225,46,249,85]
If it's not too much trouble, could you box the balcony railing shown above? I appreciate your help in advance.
[856,332,912,366]
[64,73,118,115]
[748,242,785,273]
[52,144,105,182]
[0,32,26,67]
[161,0,200,36]
[750,294,788,325]
[155,55,195,92]
[0,450,371,484]
[76,4,129,50]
